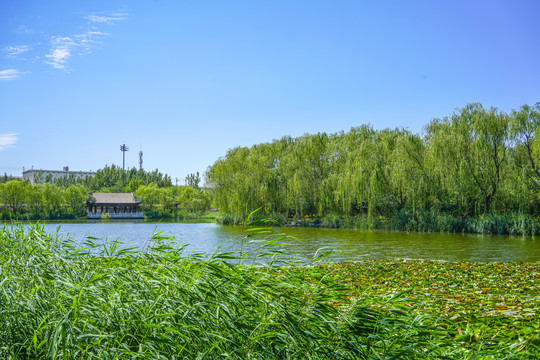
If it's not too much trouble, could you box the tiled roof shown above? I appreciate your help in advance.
[91,192,140,204]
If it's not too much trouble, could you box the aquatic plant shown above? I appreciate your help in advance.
[1,223,538,359]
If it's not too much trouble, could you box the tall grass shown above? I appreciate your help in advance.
[249,210,540,235]
[0,222,464,359]
[144,210,215,220]
[0,210,78,221]
[383,211,540,235]
[217,212,287,226]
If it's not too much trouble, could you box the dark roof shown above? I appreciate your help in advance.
[91,192,140,204]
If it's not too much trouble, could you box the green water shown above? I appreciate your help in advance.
[23,221,540,262]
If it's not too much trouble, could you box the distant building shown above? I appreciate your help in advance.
[22,167,95,185]
[87,192,143,219]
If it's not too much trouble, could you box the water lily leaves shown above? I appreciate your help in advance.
[282,259,540,356]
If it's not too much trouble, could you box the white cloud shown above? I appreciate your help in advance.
[76,31,108,54]
[15,25,33,34]
[45,31,107,70]
[45,36,76,70]
[86,13,127,24]
[0,69,27,81]
[0,133,18,151]
[4,45,31,57]
[40,9,128,70]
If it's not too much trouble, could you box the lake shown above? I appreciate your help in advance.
[16,220,540,263]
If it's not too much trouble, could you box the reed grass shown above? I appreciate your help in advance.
[241,210,540,235]
[1,223,538,359]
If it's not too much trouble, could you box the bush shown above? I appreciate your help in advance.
[144,210,176,219]
[0,210,12,220]
[320,213,342,228]
[471,213,539,236]
[216,213,244,225]
[217,212,287,226]
[215,209,540,235]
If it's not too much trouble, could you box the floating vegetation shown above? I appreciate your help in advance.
[0,223,539,359]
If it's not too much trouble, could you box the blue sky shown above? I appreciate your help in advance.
[1,1,539,183]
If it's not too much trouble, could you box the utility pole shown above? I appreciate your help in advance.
[120,143,129,171]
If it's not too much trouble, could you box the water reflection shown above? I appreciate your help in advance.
[17,220,540,262]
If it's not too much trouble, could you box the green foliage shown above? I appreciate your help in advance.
[31,164,172,192]
[1,224,538,359]
[0,180,91,220]
[216,212,245,225]
[83,165,172,192]
[425,104,511,214]
[469,213,539,235]
[64,184,88,216]
[320,211,540,235]
[185,171,201,189]
[308,260,540,359]
[0,172,16,183]
[0,179,29,214]
[0,165,211,220]
[320,213,342,228]
[207,102,540,232]
[510,103,540,191]
[217,212,287,226]
[175,185,212,212]
[135,184,212,215]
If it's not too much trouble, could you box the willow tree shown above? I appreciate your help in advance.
[279,133,330,218]
[205,102,539,221]
[335,125,376,217]
[425,104,510,214]
[206,147,257,215]
[64,184,89,215]
[42,183,65,215]
[0,180,29,215]
[507,103,540,212]
[394,131,442,212]
[317,132,344,216]
[373,128,417,215]
[511,104,540,181]
[245,142,284,215]
[24,183,44,216]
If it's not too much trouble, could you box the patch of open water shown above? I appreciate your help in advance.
[11,220,540,262]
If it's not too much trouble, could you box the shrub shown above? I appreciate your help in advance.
[320,213,342,228]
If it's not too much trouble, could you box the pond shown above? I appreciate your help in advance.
[15,220,540,263]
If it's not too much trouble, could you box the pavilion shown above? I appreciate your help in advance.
[87,193,143,219]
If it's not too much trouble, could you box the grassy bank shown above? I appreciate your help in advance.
[143,209,219,221]
[1,224,539,359]
[0,210,81,221]
[1,210,220,222]
[218,210,540,235]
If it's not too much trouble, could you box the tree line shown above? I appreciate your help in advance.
[206,103,540,233]
[0,165,211,219]
[30,164,173,192]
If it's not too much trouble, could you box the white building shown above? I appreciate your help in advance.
[22,167,95,185]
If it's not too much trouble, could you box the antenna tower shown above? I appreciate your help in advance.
[139,148,143,170]
[120,143,129,171]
